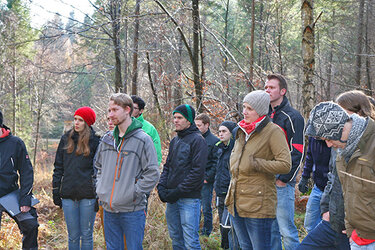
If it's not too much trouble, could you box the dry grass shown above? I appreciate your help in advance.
[0,144,306,249]
[0,145,222,249]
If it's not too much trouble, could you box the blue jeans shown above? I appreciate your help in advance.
[296,220,350,250]
[350,241,375,250]
[304,184,323,233]
[230,208,274,250]
[103,209,145,250]
[62,199,96,250]
[166,198,201,250]
[271,184,299,250]
[201,182,213,236]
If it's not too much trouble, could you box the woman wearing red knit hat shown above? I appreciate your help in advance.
[52,106,100,249]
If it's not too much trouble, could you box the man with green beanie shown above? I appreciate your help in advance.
[158,104,208,250]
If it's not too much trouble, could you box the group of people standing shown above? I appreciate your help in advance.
[0,73,374,250]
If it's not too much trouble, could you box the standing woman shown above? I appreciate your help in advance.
[225,90,291,250]
[52,107,100,250]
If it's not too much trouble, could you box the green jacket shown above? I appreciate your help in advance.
[136,114,162,165]
[336,118,375,239]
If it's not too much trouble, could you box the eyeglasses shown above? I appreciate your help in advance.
[315,137,347,143]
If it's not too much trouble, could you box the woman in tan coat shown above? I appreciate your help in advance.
[225,90,291,250]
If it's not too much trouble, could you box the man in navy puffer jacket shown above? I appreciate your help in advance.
[158,104,208,250]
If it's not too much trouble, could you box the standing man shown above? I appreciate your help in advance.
[265,74,305,250]
[0,110,39,250]
[131,95,162,166]
[157,104,208,250]
[195,113,219,236]
[95,93,160,250]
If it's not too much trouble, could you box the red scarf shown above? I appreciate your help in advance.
[239,115,265,135]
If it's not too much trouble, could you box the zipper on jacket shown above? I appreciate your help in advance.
[110,137,125,210]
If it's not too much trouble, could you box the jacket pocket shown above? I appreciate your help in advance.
[357,158,375,194]
[236,183,264,213]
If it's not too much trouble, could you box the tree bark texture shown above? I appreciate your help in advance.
[110,0,123,92]
[355,0,365,87]
[249,0,255,91]
[131,0,141,95]
[301,0,315,118]
[192,0,203,112]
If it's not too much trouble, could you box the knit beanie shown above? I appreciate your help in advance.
[74,106,96,127]
[0,110,2,128]
[220,121,237,133]
[173,104,196,124]
[243,90,270,116]
[305,102,349,140]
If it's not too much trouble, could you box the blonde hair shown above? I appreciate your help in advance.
[110,93,133,115]
[65,122,91,156]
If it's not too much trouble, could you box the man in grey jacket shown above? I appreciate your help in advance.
[95,93,160,250]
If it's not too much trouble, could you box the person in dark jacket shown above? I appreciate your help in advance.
[298,137,330,232]
[297,90,375,250]
[195,113,219,236]
[265,73,305,250]
[158,104,208,250]
[215,120,237,249]
[0,110,39,250]
[52,106,100,250]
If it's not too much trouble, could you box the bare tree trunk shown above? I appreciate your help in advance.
[301,0,315,118]
[12,45,16,133]
[223,0,230,97]
[249,0,255,91]
[276,5,283,74]
[356,0,365,87]
[110,0,122,92]
[192,0,202,112]
[174,35,183,107]
[123,8,128,93]
[365,0,372,95]
[146,52,170,141]
[131,0,141,95]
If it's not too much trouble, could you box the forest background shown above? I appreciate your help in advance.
[0,0,373,248]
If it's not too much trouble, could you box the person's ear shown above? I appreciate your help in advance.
[280,88,287,96]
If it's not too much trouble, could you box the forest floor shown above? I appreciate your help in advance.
[0,141,308,249]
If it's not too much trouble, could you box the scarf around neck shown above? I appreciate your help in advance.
[239,115,265,138]
[338,114,368,163]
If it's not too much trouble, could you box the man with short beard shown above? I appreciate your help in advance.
[95,93,160,250]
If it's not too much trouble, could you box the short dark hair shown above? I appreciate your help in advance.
[266,73,288,92]
[195,113,210,125]
[131,95,146,110]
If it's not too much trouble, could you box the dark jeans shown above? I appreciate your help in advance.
[0,206,39,250]
[296,220,350,250]
[200,182,213,236]
[218,196,229,248]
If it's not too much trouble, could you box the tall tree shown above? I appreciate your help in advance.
[301,0,315,117]
[355,0,365,87]
[131,0,141,95]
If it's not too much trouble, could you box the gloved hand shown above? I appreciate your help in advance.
[166,188,180,203]
[157,186,168,203]
[298,177,309,194]
[52,188,62,208]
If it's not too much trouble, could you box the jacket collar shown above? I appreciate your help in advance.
[269,96,290,114]
[177,123,200,138]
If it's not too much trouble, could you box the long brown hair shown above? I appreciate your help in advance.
[65,122,91,156]
[336,90,375,119]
